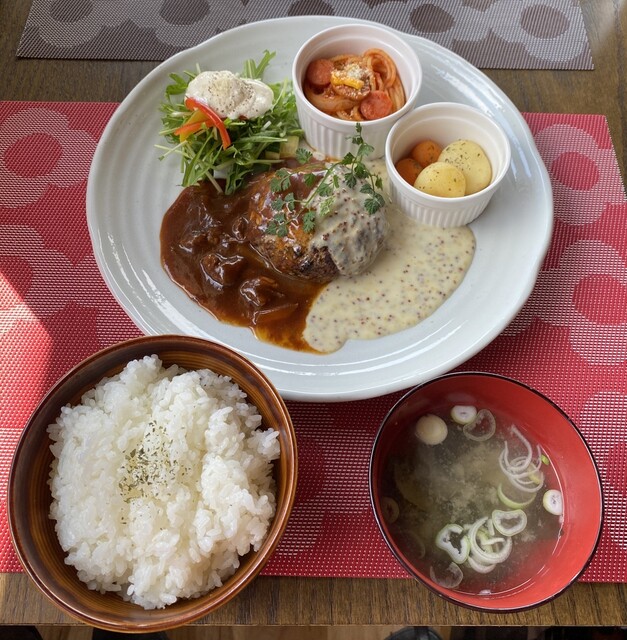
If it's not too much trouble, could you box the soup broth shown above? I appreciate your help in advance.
[379,406,563,595]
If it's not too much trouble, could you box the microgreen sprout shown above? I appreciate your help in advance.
[266,123,385,237]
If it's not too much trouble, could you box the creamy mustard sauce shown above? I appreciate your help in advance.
[309,164,389,277]
[304,205,475,352]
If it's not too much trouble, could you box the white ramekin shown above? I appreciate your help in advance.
[385,102,512,227]
[292,23,422,159]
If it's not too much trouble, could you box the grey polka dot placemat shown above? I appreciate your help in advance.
[16,0,592,69]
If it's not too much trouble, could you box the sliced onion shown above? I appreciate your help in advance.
[479,534,506,547]
[497,483,535,509]
[507,475,544,494]
[468,517,512,565]
[502,445,530,473]
[304,83,356,113]
[501,425,534,471]
[500,461,545,491]
[462,409,496,441]
[543,489,564,516]
[499,431,545,494]
[467,554,496,574]
[503,454,543,480]
[430,562,464,589]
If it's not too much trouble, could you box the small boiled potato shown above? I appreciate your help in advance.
[414,161,466,198]
[438,139,492,195]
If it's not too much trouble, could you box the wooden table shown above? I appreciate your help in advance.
[1,0,626,629]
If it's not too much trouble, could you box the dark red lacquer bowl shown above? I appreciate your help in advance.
[369,372,603,612]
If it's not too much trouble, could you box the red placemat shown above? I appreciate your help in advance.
[15,1,593,70]
[1,102,626,582]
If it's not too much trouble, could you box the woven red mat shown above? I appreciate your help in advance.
[1,102,626,582]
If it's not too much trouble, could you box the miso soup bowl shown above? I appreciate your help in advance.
[8,335,298,632]
[369,372,603,612]
[292,23,422,159]
[385,102,511,227]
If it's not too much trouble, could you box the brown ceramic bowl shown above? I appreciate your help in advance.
[8,335,297,632]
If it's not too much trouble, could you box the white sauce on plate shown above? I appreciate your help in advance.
[309,164,389,277]
[304,206,475,353]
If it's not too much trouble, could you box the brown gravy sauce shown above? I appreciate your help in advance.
[160,178,324,353]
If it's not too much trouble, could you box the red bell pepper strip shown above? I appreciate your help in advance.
[174,120,208,141]
[184,96,231,148]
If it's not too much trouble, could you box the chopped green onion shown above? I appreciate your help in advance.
[492,509,528,536]
[381,496,400,523]
[451,405,477,425]
[542,489,563,516]
[435,524,470,564]
[429,562,464,589]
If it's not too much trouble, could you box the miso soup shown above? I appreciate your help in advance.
[379,405,564,594]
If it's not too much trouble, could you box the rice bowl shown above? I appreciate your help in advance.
[9,335,297,631]
[48,354,280,610]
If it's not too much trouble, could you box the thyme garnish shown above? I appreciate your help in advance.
[266,123,385,237]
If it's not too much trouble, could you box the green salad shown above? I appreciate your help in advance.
[157,51,303,195]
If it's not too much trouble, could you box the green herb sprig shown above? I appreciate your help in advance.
[266,124,385,237]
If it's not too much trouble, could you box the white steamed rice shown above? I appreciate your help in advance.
[47,354,280,610]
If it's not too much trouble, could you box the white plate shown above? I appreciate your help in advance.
[86,16,553,403]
